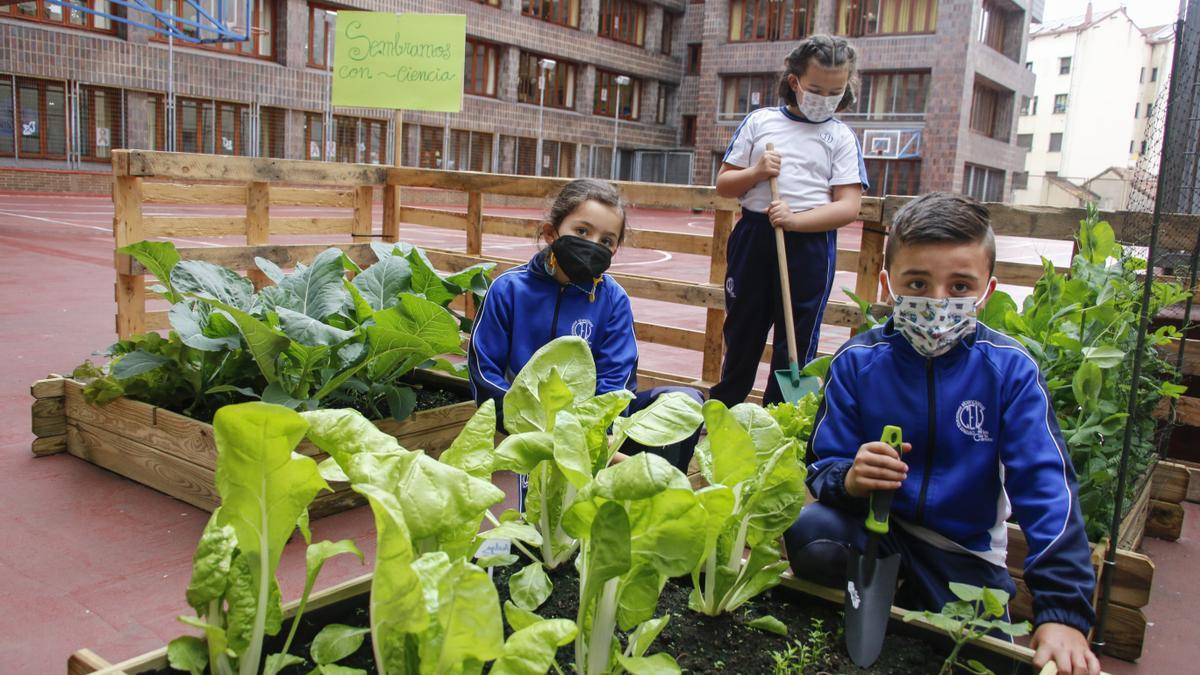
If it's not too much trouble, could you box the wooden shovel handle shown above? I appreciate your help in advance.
[766,142,801,369]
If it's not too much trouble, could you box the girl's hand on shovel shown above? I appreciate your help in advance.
[845,440,911,498]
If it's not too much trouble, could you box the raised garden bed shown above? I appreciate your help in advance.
[66,569,1057,675]
[29,370,476,519]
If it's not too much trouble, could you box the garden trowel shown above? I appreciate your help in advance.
[765,142,820,403]
[844,425,903,668]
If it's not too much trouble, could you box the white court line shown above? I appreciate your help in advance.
[0,209,221,248]
[685,220,713,230]
[611,250,673,267]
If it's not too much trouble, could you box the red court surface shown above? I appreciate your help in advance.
[0,190,1193,673]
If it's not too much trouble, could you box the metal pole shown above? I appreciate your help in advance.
[536,68,546,177]
[611,75,630,179]
[324,14,334,161]
[167,24,176,152]
[1092,14,1189,655]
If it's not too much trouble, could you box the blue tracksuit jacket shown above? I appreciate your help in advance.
[468,250,639,406]
[808,319,1096,633]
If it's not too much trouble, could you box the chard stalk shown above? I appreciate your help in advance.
[240,484,272,675]
[586,578,621,675]
[539,463,554,567]
[208,599,234,675]
[703,548,717,613]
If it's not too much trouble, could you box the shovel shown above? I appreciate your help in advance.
[766,143,821,403]
[844,424,904,668]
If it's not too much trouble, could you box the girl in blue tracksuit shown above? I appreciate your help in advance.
[711,35,868,407]
[467,178,702,474]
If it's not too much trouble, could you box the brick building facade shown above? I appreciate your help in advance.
[2,0,1038,198]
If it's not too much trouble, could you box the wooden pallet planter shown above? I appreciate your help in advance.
[67,571,1057,675]
[30,373,476,519]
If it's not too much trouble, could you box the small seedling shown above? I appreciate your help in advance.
[768,618,834,675]
[904,583,1031,675]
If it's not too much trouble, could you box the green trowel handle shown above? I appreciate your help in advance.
[865,425,903,535]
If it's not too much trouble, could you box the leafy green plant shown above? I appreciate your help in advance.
[978,206,1189,539]
[903,583,1031,675]
[166,402,362,675]
[79,241,480,423]
[689,400,807,615]
[768,618,834,675]
[562,452,708,675]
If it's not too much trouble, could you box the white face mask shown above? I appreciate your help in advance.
[797,90,842,122]
[886,276,991,358]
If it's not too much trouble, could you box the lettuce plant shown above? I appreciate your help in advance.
[689,401,807,616]
[562,452,708,675]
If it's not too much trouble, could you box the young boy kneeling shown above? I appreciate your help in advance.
[785,192,1101,675]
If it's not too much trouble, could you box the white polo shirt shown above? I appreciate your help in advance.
[723,106,868,214]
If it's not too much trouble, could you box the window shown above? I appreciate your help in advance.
[360,118,386,164]
[849,71,930,121]
[598,0,647,46]
[836,0,938,37]
[1140,67,1145,83]
[514,136,537,175]
[1030,96,1038,115]
[682,115,697,146]
[260,107,285,159]
[334,116,361,163]
[969,81,1013,142]
[448,129,494,172]
[537,140,576,177]
[1059,57,1071,75]
[0,79,13,157]
[1152,67,1159,82]
[1025,61,1033,70]
[1141,140,1147,155]
[1016,133,1033,150]
[79,86,122,162]
[14,78,67,159]
[594,71,640,120]
[1019,96,1031,116]
[719,74,775,122]
[656,85,672,125]
[146,95,166,151]
[522,0,580,28]
[1134,102,1140,118]
[1048,132,1062,152]
[465,40,500,97]
[979,0,1013,54]
[1013,171,1028,190]
[1130,140,1135,154]
[155,0,275,58]
[864,158,921,196]
[1146,102,1153,118]
[964,163,1004,202]
[304,112,325,160]
[517,53,576,109]
[1053,94,1068,114]
[728,1,817,42]
[177,98,214,154]
[686,44,702,75]
[476,0,500,5]
[419,125,445,168]
[0,0,114,33]
[308,4,336,69]
[661,12,676,54]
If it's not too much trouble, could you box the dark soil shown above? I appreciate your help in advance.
[154,561,1028,675]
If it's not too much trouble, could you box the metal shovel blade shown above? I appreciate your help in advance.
[772,365,820,404]
[844,547,902,667]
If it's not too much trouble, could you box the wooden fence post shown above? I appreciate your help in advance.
[463,191,484,319]
[854,197,887,307]
[701,208,734,386]
[113,153,145,339]
[352,186,374,243]
[383,110,404,243]
[246,181,270,289]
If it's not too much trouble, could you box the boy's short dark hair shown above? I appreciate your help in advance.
[884,192,996,273]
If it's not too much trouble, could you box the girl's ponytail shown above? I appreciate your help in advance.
[777,34,859,112]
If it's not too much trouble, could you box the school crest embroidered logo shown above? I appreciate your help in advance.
[820,131,835,144]
[956,400,992,442]
[572,318,595,343]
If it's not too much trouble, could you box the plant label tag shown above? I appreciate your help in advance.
[476,538,512,579]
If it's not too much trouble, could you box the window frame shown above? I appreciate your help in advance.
[79,85,123,163]
[846,70,930,122]
[964,162,1005,202]
[728,0,818,43]
[1053,93,1068,114]
[521,0,580,29]
[517,52,577,110]
[1048,132,1062,153]
[718,74,776,123]
[686,43,702,75]
[836,0,939,38]
[15,77,69,160]
[661,11,676,55]
[465,39,500,98]
[1059,57,1071,75]
[308,4,336,70]
[969,80,1013,142]
[598,0,647,47]
[152,0,277,61]
[0,0,117,34]
[594,70,641,121]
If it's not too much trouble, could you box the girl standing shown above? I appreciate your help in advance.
[468,178,702,473]
[709,35,867,407]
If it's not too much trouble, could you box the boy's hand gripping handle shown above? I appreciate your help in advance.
[765,142,801,385]
[866,425,903,534]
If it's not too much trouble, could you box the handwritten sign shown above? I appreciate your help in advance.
[332,12,465,112]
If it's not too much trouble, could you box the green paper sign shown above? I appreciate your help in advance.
[332,12,465,112]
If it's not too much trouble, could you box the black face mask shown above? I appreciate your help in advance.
[548,235,613,285]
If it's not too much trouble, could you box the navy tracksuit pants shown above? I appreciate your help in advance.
[709,210,837,407]
[784,503,1017,629]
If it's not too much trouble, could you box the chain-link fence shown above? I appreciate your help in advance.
[1095,0,1197,653]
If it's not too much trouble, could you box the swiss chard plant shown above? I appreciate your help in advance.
[562,452,708,675]
[689,401,808,616]
[78,240,486,423]
[484,337,703,578]
[166,402,364,675]
[977,206,1189,540]
[903,583,1031,675]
